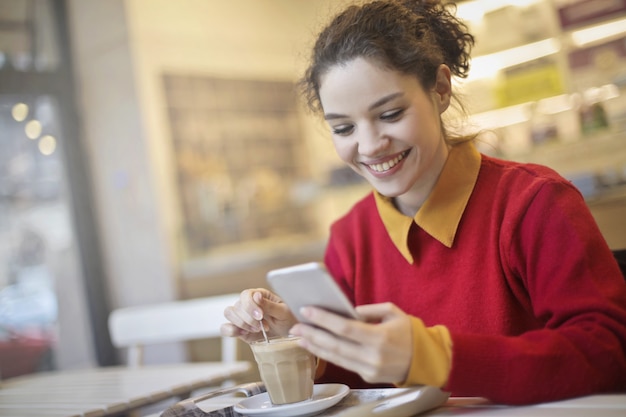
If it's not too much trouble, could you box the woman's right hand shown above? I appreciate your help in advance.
[221,288,298,344]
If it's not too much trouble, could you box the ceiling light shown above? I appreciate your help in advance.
[571,17,626,47]
[25,120,42,139]
[456,0,540,23]
[12,103,29,121]
[468,38,561,80]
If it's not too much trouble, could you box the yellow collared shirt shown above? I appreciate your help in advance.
[374,140,481,264]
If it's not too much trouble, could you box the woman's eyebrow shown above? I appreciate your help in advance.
[324,112,346,121]
[368,92,404,111]
[324,92,404,121]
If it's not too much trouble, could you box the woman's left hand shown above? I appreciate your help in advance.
[289,302,413,384]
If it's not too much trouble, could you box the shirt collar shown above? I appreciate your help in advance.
[374,140,481,263]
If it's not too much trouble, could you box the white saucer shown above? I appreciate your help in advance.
[234,383,350,417]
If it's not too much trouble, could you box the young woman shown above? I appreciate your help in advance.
[221,0,626,404]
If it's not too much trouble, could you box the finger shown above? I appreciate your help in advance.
[291,323,375,378]
[300,306,368,342]
[257,296,293,322]
[250,291,270,320]
[240,289,267,320]
[355,302,398,322]
[223,303,260,333]
[245,288,285,321]
[292,323,358,356]
[220,322,249,338]
[238,288,279,326]
[220,323,266,344]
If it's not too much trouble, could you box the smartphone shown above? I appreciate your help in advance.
[266,262,361,324]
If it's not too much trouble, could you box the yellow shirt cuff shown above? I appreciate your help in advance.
[396,316,452,388]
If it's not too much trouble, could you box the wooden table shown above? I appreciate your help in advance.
[158,383,626,417]
[0,361,253,417]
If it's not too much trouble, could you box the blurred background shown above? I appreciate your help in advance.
[1,0,625,380]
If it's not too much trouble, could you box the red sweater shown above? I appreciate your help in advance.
[319,151,626,404]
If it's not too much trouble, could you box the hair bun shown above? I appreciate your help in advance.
[400,0,474,78]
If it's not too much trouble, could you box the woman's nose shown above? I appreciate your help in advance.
[357,126,389,156]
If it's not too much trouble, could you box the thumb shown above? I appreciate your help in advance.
[253,290,289,320]
[251,291,265,320]
[355,302,400,322]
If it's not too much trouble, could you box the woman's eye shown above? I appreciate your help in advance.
[332,124,354,136]
[380,109,403,121]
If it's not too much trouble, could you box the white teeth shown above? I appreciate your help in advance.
[368,151,407,173]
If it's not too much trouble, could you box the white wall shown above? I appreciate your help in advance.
[67,0,354,364]
[67,0,182,363]
[122,0,356,289]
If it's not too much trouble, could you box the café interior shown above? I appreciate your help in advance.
[1,0,626,412]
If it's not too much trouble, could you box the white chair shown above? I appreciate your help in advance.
[108,293,241,367]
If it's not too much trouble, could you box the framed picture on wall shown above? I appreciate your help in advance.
[163,74,317,260]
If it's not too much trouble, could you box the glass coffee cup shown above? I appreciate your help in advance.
[250,335,316,405]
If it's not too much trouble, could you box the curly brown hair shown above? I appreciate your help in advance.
[300,0,475,115]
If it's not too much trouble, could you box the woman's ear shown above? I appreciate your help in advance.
[433,64,452,113]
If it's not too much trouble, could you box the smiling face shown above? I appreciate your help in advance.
[319,58,453,215]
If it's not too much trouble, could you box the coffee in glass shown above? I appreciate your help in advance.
[250,335,316,404]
